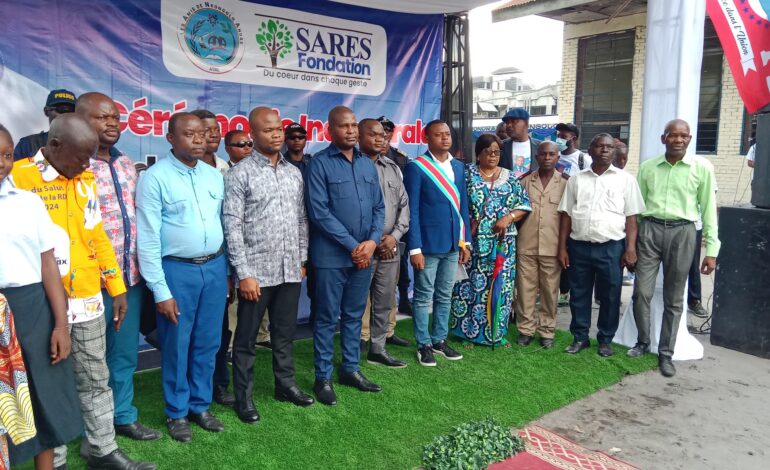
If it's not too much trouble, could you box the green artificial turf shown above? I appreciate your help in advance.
[44,321,656,470]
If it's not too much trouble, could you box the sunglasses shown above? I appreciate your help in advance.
[48,105,75,114]
[227,141,253,148]
[286,135,306,140]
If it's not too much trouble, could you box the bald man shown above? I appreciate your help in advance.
[630,119,720,377]
[224,107,313,423]
[137,112,227,442]
[77,92,162,443]
[12,114,154,469]
[306,106,385,405]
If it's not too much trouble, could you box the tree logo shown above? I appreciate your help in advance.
[256,19,294,68]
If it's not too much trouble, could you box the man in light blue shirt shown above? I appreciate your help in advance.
[136,112,228,443]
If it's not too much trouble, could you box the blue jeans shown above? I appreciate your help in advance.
[412,251,459,348]
[103,283,144,425]
[158,255,227,419]
[313,266,372,380]
[567,239,624,344]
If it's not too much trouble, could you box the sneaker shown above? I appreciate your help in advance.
[432,340,463,361]
[688,302,708,318]
[417,345,436,367]
[558,293,569,307]
[626,342,650,358]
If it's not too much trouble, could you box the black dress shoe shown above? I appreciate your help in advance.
[115,421,162,441]
[86,448,156,470]
[234,401,261,424]
[166,417,192,443]
[339,370,382,392]
[659,355,676,377]
[540,337,554,349]
[213,385,235,406]
[564,340,590,354]
[517,334,533,346]
[188,410,224,432]
[386,334,410,347]
[626,342,650,358]
[367,350,407,368]
[598,343,614,357]
[313,379,337,406]
[54,465,68,470]
[275,385,315,407]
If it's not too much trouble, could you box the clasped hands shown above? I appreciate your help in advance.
[352,240,377,269]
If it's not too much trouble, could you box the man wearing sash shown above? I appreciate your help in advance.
[306,106,385,405]
[403,120,472,366]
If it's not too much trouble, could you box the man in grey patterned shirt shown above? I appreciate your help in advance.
[223,107,314,424]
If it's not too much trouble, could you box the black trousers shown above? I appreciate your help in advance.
[687,229,703,306]
[232,283,301,404]
[567,239,624,344]
[397,250,410,292]
[213,302,232,388]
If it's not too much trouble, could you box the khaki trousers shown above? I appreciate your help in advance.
[514,254,562,338]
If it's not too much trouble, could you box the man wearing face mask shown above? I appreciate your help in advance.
[555,123,592,177]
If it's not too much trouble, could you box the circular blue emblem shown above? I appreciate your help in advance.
[183,9,239,70]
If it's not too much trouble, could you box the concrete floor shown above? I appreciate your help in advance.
[534,273,770,469]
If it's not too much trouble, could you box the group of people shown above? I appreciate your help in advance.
[0,86,719,470]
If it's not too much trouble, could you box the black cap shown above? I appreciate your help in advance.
[284,122,307,136]
[377,116,395,132]
[556,123,579,138]
[46,89,76,107]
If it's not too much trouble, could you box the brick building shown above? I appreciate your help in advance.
[494,1,755,205]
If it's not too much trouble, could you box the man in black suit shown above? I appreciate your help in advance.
[499,107,541,178]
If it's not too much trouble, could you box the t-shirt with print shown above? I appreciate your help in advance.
[557,149,592,177]
[510,140,532,179]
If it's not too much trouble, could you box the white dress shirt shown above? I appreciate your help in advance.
[558,164,645,243]
[0,178,59,288]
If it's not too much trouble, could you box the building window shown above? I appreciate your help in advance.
[574,30,635,148]
[696,19,723,154]
[530,105,547,116]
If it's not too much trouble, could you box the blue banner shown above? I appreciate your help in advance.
[0,0,444,161]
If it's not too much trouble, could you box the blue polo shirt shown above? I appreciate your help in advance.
[306,144,385,269]
[136,152,225,302]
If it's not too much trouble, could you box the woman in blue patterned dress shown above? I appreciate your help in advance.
[450,134,531,347]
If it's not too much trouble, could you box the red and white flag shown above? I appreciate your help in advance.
[707,0,770,113]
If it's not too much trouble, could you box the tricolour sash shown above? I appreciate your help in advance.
[413,154,466,245]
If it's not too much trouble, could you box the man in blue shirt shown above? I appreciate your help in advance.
[306,106,385,406]
[136,113,228,442]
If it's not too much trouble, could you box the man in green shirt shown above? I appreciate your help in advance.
[628,119,719,377]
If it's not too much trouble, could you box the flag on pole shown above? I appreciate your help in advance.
[707,0,770,113]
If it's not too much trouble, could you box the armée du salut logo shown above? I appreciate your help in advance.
[161,0,387,96]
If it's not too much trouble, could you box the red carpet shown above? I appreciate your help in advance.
[489,426,639,470]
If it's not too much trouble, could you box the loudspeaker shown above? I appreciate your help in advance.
[751,113,770,208]
[711,205,770,358]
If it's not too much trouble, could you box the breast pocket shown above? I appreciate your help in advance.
[163,192,192,223]
[329,177,355,200]
[386,180,400,200]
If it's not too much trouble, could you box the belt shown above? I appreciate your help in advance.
[646,217,693,228]
[164,246,225,265]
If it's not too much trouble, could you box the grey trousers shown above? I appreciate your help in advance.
[54,314,118,466]
[369,258,400,354]
[632,219,696,357]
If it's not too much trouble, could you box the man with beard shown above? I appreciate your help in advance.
[306,106,385,405]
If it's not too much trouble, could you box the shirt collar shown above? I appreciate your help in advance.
[33,149,64,182]
[90,146,123,165]
[657,153,693,166]
[167,151,199,174]
[588,163,619,177]
[425,150,454,163]
[328,143,363,160]
[252,150,288,167]
[0,177,18,196]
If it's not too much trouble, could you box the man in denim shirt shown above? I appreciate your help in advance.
[306,106,385,406]
[136,113,227,442]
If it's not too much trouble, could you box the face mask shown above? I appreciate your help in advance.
[554,137,569,152]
